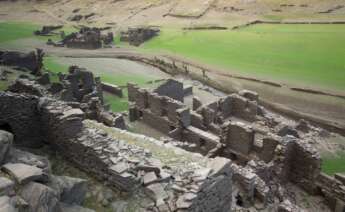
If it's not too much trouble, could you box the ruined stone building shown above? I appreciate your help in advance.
[47,27,114,49]
[127,79,345,211]
[0,49,344,212]
[120,27,160,46]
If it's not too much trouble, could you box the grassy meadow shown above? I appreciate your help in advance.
[142,24,345,92]
[322,153,345,175]
[0,22,75,44]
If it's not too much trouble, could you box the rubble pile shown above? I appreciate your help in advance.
[0,130,93,212]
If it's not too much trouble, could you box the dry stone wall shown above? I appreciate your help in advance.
[0,92,42,148]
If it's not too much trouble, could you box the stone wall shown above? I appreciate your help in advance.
[8,78,47,97]
[154,79,184,102]
[0,49,43,75]
[101,82,123,98]
[128,82,185,132]
[229,94,258,122]
[182,126,220,155]
[288,140,321,193]
[142,110,172,134]
[257,135,280,163]
[0,92,42,147]
[223,121,255,156]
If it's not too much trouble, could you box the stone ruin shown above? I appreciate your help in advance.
[34,25,63,36]
[47,27,114,49]
[0,75,233,211]
[120,27,160,46]
[8,63,126,131]
[127,79,345,211]
[0,49,44,76]
[0,49,344,211]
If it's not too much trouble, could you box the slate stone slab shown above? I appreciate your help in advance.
[2,163,48,184]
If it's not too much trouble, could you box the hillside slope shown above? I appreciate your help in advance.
[1,0,345,29]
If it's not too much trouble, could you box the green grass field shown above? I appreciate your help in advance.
[104,91,129,112]
[0,22,39,43]
[322,153,345,175]
[142,24,345,92]
[0,22,75,44]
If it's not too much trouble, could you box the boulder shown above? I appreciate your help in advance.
[19,182,60,212]
[0,130,13,164]
[49,175,88,205]
[0,177,15,196]
[2,163,48,184]
[0,196,16,212]
[9,148,51,174]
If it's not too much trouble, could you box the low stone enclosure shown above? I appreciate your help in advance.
[46,27,114,49]
[120,27,160,46]
[128,79,345,211]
